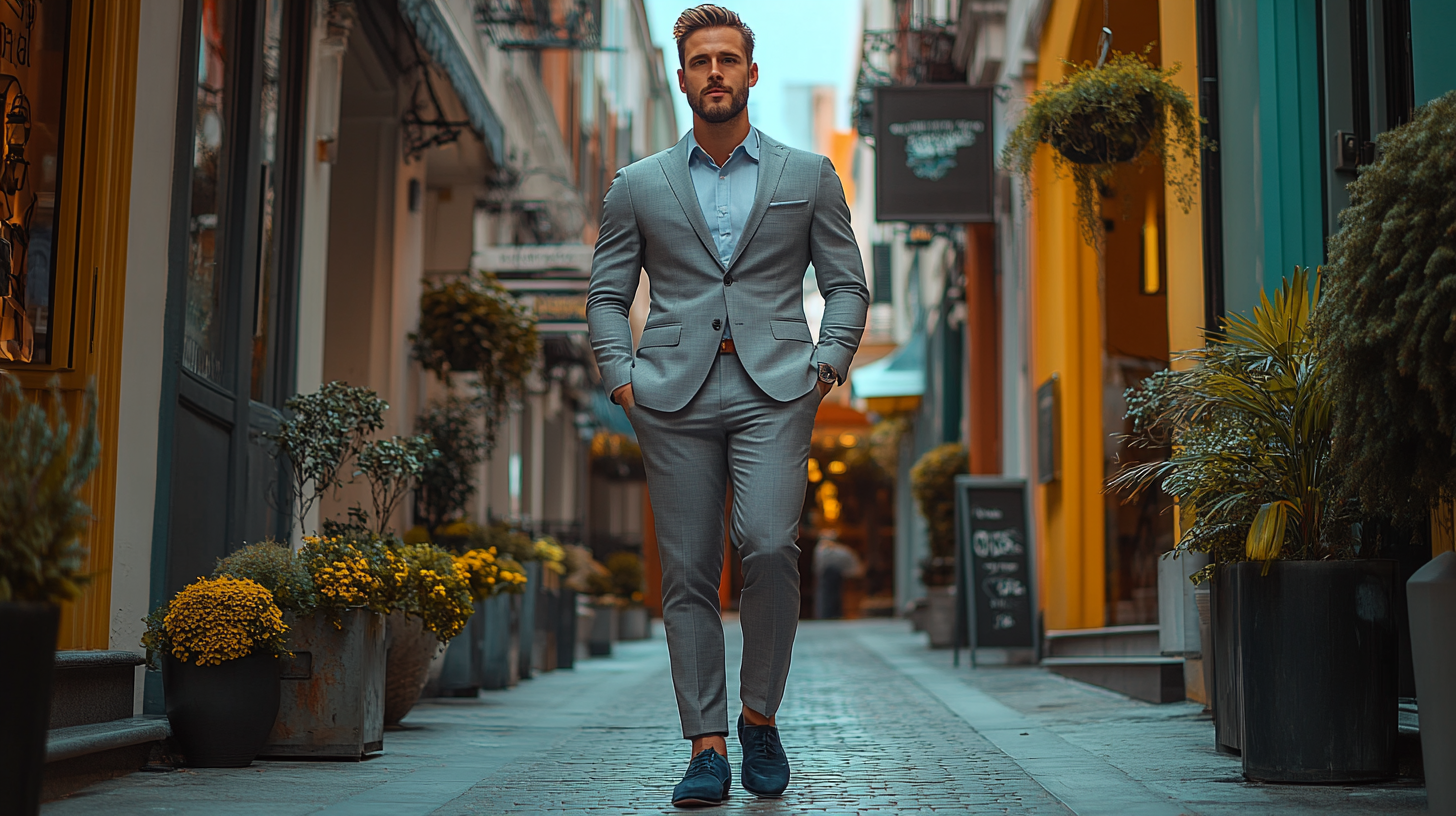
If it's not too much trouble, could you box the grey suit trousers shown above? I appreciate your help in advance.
[628,351,821,739]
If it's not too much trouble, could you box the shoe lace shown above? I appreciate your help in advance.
[750,729,782,760]
[688,749,721,774]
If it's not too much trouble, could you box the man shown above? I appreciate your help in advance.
[586,4,868,807]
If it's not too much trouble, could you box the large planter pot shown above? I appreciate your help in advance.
[517,561,541,679]
[1211,564,1243,755]
[1049,92,1159,165]
[1235,560,1398,783]
[480,594,515,690]
[383,612,444,726]
[436,599,486,696]
[0,602,58,815]
[557,588,578,669]
[262,609,386,758]
[924,585,956,649]
[619,605,650,640]
[1157,552,1208,655]
[1409,551,1456,812]
[1194,587,1213,711]
[534,568,560,673]
[588,603,618,656]
[163,652,281,768]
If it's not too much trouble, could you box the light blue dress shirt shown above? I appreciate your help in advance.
[686,128,760,338]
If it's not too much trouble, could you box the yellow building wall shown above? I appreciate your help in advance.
[1032,0,1106,631]
[1159,0,1205,362]
[4,2,142,649]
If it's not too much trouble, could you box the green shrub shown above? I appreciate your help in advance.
[213,540,318,615]
[910,443,968,580]
[414,397,488,531]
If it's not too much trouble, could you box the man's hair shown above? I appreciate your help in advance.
[672,4,755,68]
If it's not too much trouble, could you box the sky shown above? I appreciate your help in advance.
[640,0,862,150]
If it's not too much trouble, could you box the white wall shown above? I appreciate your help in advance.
[112,0,183,714]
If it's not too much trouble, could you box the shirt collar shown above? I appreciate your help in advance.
[687,127,760,168]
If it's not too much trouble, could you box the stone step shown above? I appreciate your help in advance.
[51,650,145,729]
[1042,655,1186,704]
[43,717,170,802]
[1043,624,1161,658]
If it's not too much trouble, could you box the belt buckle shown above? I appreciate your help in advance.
[719,339,734,354]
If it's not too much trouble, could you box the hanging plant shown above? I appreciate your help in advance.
[1001,48,1209,248]
[410,271,539,451]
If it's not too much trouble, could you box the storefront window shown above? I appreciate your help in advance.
[183,0,230,383]
[250,0,282,402]
[0,1,70,365]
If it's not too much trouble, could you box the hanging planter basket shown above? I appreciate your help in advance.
[1047,92,1160,165]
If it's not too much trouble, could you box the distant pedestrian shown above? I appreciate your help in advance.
[586,4,868,807]
[813,530,864,620]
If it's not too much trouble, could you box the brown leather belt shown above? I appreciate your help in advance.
[718,338,736,354]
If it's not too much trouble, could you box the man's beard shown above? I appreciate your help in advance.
[688,83,749,124]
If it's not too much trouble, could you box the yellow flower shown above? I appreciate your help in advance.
[160,577,289,667]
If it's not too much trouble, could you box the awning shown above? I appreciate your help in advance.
[397,0,506,161]
[850,332,926,400]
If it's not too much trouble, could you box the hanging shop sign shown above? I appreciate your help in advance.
[953,476,1037,666]
[476,244,593,332]
[0,1,70,364]
[873,85,994,223]
[474,243,593,274]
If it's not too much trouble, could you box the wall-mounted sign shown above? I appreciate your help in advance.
[474,243,593,273]
[873,86,994,223]
[495,276,588,333]
[953,476,1037,665]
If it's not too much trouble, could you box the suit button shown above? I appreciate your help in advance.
[723,274,735,286]
[712,319,722,331]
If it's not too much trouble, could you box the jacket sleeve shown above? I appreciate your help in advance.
[807,156,869,383]
[586,169,643,401]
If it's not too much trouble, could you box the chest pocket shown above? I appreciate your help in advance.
[770,319,812,343]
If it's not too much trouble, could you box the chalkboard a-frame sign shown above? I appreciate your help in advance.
[953,476,1037,666]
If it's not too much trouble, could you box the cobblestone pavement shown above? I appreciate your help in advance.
[44,619,1428,815]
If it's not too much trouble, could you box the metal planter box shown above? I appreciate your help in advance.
[262,609,385,759]
[516,562,541,679]
[480,594,517,689]
[534,568,561,672]
[1157,552,1209,655]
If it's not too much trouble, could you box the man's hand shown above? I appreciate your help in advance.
[614,383,636,412]
[817,380,832,397]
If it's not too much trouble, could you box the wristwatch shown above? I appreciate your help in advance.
[817,362,838,385]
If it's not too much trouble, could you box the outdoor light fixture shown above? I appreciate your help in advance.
[0,88,30,199]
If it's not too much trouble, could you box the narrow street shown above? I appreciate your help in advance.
[44,621,1426,816]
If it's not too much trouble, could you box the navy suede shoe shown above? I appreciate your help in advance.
[672,748,731,808]
[737,714,790,798]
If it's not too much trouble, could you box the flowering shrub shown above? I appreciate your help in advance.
[142,577,289,667]
[213,540,317,614]
[534,537,567,575]
[455,547,528,600]
[606,551,645,606]
[300,534,394,617]
[392,542,474,640]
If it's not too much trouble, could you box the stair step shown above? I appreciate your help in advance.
[46,717,170,763]
[51,650,145,729]
[1044,656,1186,704]
[1043,625,1162,658]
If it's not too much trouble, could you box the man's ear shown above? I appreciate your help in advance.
[677,67,686,94]
[748,62,759,88]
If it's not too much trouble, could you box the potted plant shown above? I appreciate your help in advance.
[1314,89,1456,806]
[382,542,473,725]
[410,272,538,450]
[414,396,490,533]
[429,531,527,695]
[1001,48,1206,248]
[911,443,968,648]
[608,551,650,640]
[1111,269,1398,783]
[0,375,98,815]
[142,576,289,767]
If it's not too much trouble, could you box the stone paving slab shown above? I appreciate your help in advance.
[42,619,1429,815]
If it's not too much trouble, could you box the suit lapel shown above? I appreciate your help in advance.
[658,135,722,268]
[726,135,789,272]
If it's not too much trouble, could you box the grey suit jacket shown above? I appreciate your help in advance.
[586,131,870,412]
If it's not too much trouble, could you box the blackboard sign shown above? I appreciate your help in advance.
[954,477,1036,660]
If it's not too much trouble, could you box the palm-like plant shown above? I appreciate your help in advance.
[1109,268,1356,576]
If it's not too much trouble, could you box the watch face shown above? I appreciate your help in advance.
[818,364,836,383]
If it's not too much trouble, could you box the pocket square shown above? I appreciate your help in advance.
[768,199,809,208]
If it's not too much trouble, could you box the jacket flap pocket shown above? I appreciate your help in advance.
[768,199,809,208]
[770,319,812,342]
[637,324,682,349]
